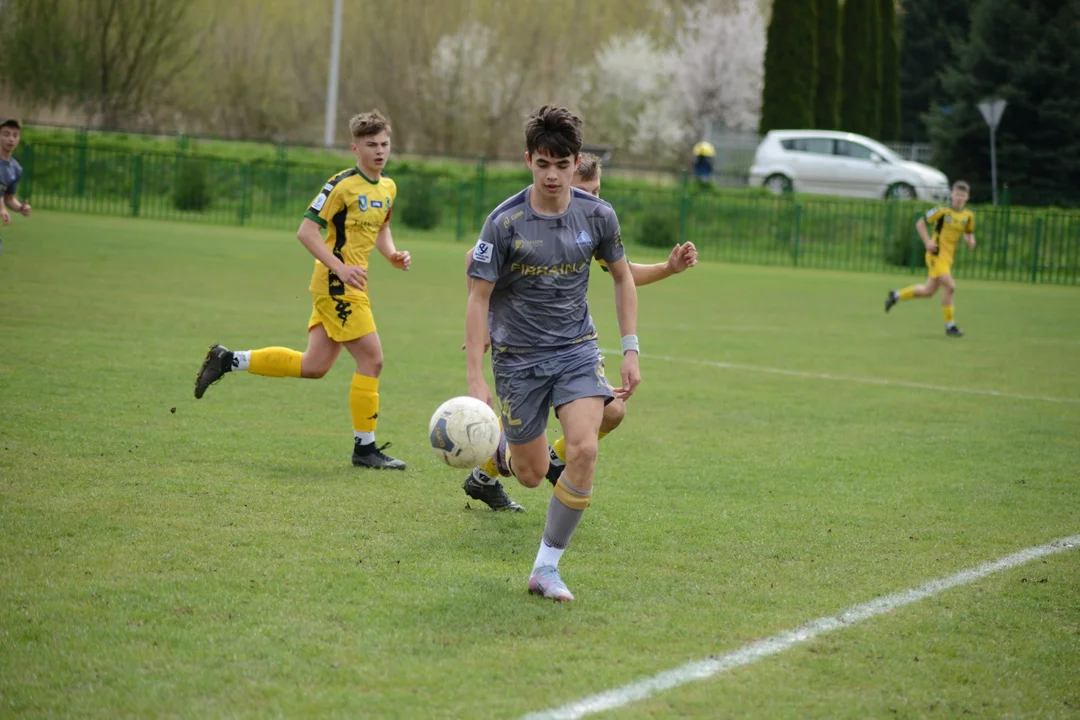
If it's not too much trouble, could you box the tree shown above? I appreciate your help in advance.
[759,0,818,133]
[928,0,1080,206]
[897,0,972,142]
[839,0,883,137]
[814,0,842,129]
[879,0,901,140]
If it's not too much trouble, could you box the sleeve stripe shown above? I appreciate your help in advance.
[304,209,328,227]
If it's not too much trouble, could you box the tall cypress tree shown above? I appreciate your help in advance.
[928,0,1080,206]
[840,0,883,137]
[898,0,972,142]
[760,0,818,133]
[879,0,900,140]
[814,0,842,129]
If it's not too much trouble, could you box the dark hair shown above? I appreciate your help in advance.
[525,105,583,159]
[0,119,21,131]
[575,153,602,181]
[953,180,970,192]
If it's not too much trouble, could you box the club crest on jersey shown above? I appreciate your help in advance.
[358,195,369,211]
[575,230,592,247]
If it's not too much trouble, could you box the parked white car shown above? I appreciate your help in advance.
[748,130,950,201]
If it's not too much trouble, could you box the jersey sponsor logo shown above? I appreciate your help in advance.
[926,207,939,218]
[473,240,493,263]
[510,210,524,221]
[312,193,327,211]
[510,261,589,276]
[358,195,369,211]
[371,200,383,208]
[514,238,544,249]
[503,217,511,229]
[575,230,593,247]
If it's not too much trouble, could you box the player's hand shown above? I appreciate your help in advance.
[19,204,30,217]
[389,250,411,271]
[335,263,367,290]
[0,208,9,225]
[615,351,641,400]
[469,378,495,409]
[966,237,976,249]
[925,242,938,255]
[667,242,698,273]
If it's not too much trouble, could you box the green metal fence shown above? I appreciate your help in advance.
[16,140,1080,285]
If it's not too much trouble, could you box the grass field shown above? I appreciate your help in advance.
[1,212,1078,719]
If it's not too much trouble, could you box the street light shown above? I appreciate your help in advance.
[977,98,1007,205]
[323,0,344,148]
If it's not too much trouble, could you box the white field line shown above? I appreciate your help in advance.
[600,349,1080,405]
[523,535,1080,720]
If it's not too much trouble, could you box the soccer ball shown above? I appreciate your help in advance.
[428,396,501,469]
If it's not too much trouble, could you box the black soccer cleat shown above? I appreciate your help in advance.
[463,468,524,512]
[945,325,965,337]
[352,440,407,470]
[194,344,233,399]
[884,289,898,313]
[545,445,565,487]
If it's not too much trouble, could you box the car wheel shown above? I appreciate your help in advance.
[764,174,792,195]
[886,182,916,200]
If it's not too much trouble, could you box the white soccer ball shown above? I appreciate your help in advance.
[428,396,501,469]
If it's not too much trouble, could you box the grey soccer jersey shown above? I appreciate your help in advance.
[0,156,22,196]
[467,186,625,361]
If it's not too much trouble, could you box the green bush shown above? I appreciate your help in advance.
[173,159,211,212]
[636,206,679,248]
[397,173,443,230]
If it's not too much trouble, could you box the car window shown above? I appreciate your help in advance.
[834,140,875,160]
[780,138,835,155]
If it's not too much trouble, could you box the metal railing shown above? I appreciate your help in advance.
[15,140,1080,285]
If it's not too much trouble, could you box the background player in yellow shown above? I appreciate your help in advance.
[885,180,976,337]
[460,152,698,511]
[194,110,412,469]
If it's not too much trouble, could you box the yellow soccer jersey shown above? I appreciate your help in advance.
[304,167,396,297]
[924,205,974,264]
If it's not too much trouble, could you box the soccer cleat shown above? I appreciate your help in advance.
[546,445,565,487]
[194,344,233,399]
[946,325,965,337]
[463,468,524,512]
[884,289,898,313]
[352,440,407,470]
[528,565,574,602]
[493,430,512,477]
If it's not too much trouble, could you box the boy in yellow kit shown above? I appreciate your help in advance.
[194,110,411,469]
[885,180,976,337]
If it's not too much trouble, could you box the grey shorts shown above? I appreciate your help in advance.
[492,345,614,445]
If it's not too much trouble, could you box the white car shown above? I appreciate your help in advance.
[748,130,950,201]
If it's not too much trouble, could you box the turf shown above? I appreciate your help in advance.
[1,213,1077,719]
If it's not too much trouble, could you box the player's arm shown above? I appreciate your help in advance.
[464,248,475,293]
[296,217,366,290]
[375,221,411,270]
[0,193,8,224]
[627,242,698,286]
[3,191,29,217]
[964,215,976,249]
[916,210,940,253]
[465,278,495,407]
[607,256,641,399]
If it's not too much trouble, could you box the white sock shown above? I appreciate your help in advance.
[472,468,497,485]
[532,540,566,571]
[549,446,565,467]
[946,322,956,328]
[232,350,251,372]
[354,431,375,445]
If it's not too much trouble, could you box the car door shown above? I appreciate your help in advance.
[832,140,890,197]
[784,137,842,194]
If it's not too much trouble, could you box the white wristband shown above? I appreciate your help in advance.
[621,334,640,354]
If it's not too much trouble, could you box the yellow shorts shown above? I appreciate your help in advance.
[925,252,953,279]
[308,293,376,343]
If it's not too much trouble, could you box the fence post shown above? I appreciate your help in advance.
[131,154,143,217]
[76,126,88,197]
[1031,216,1043,283]
[791,202,803,266]
[909,211,922,273]
[472,155,487,231]
[20,142,33,200]
[239,161,253,226]
[677,178,691,245]
[456,182,467,243]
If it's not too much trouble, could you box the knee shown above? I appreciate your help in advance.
[565,437,598,471]
[301,355,332,379]
[357,353,383,378]
[600,399,626,433]
[515,466,545,489]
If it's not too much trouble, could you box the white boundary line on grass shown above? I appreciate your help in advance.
[523,535,1080,720]
[600,349,1080,405]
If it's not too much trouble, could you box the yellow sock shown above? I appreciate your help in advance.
[478,457,499,477]
[349,374,379,434]
[553,430,610,463]
[248,347,302,378]
[898,286,916,300]
[943,305,955,324]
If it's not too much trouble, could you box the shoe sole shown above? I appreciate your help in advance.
[528,586,574,602]
[351,461,407,469]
